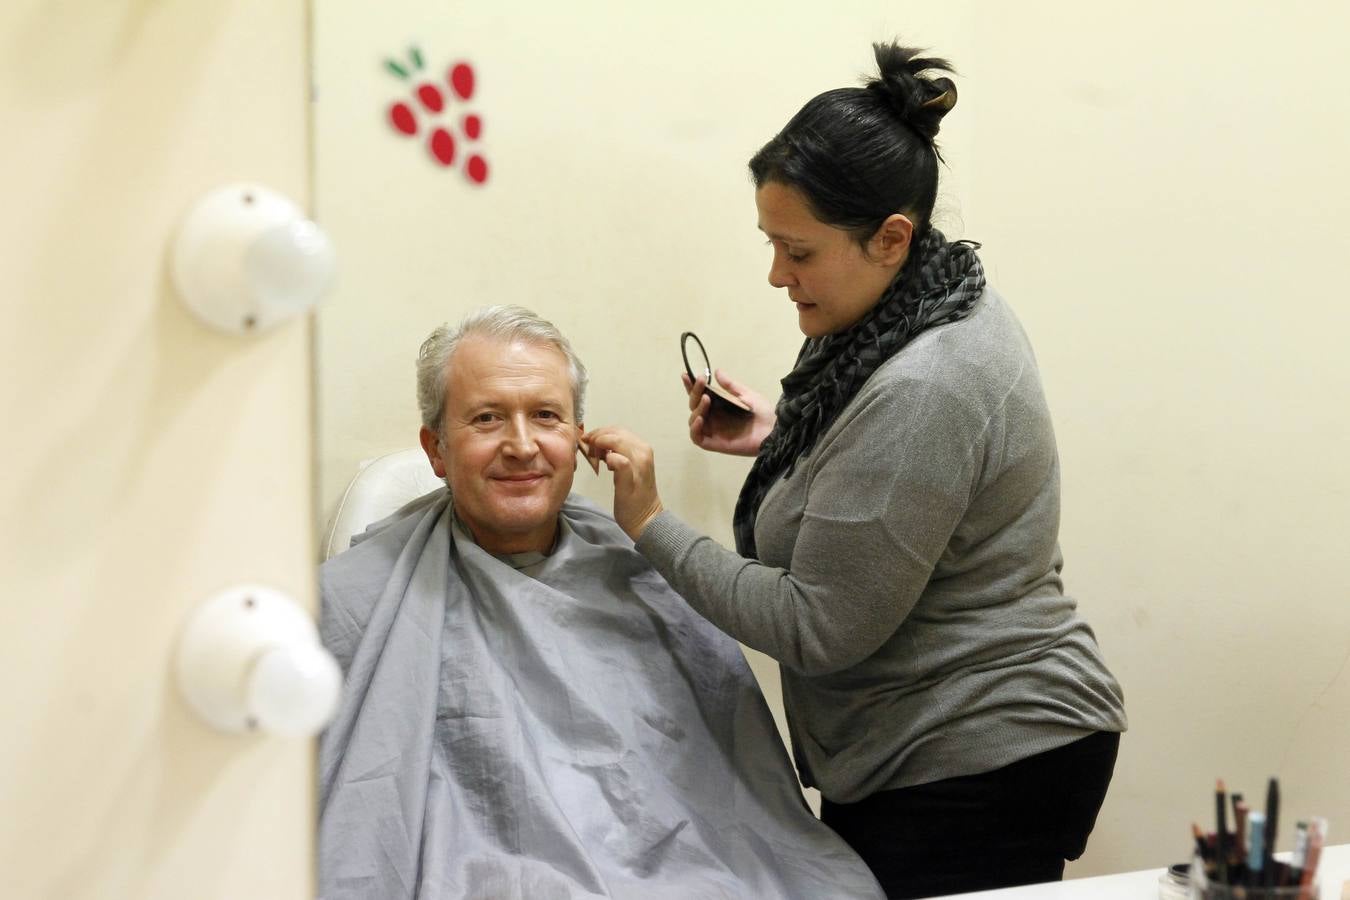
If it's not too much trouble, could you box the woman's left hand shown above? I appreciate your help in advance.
[582,426,665,541]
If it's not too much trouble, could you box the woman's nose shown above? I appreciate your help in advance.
[767,252,796,289]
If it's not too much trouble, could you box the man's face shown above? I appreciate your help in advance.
[420,335,579,554]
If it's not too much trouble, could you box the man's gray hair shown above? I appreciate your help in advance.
[416,305,589,434]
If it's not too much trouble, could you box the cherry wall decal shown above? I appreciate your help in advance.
[382,45,490,185]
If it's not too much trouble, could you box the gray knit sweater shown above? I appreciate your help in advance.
[636,288,1127,804]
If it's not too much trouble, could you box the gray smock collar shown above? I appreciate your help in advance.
[449,504,566,571]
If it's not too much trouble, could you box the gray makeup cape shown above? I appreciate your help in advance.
[318,489,882,900]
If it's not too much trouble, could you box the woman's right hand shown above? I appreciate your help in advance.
[683,369,775,457]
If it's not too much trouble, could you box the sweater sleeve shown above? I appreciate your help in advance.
[636,371,990,676]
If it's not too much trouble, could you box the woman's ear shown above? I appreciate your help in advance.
[869,213,914,267]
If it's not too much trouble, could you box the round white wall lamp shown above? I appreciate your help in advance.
[171,184,336,336]
[176,584,342,737]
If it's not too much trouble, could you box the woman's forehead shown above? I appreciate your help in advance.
[755,182,824,241]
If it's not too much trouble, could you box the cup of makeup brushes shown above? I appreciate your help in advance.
[1193,886,1316,899]
[1188,861,1316,899]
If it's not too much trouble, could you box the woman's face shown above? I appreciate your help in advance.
[755,182,910,338]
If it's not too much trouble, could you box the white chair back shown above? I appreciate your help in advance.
[322,448,445,560]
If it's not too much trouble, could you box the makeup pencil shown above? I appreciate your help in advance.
[1216,779,1229,884]
[1297,817,1327,900]
[1293,821,1309,867]
[1262,777,1280,889]
[1233,800,1249,865]
[1248,811,1267,886]
[1192,822,1209,859]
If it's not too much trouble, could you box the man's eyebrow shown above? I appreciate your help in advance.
[458,396,568,414]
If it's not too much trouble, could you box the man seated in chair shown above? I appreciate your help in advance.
[318,306,882,900]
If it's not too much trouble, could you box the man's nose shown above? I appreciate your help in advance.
[500,415,540,457]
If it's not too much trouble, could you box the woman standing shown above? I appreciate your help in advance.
[587,41,1126,899]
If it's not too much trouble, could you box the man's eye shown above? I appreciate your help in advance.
[473,413,498,424]
[536,410,559,420]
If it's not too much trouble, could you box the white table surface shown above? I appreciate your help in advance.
[932,844,1349,899]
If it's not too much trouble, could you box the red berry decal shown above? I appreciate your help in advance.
[429,128,456,166]
[389,102,417,135]
[384,48,489,185]
[416,83,444,113]
[449,63,475,100]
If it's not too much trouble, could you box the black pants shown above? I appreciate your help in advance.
[820,731,1121,900]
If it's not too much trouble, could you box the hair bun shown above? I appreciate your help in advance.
[866,42,959,141]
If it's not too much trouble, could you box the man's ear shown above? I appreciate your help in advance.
[419,426,448,479]
[574,422,597,474]
[869,213,914,267]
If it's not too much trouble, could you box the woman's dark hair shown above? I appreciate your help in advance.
[749,41,958,247]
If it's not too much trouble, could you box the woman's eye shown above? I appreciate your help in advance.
[767,239,807,263]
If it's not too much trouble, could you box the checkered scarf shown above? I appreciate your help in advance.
[732,229,985,559]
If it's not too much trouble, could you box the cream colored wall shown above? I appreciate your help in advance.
[962,1,1350,877]
[0,2,316,898]
[314,0,975,516]
[313,0,974,817]
[314,0,1350,883]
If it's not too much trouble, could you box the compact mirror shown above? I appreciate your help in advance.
[680,332,752,416]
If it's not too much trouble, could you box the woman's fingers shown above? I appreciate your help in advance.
[688,395,715,448]
[713,368,742,394]
[583,426,664,541]
[688,411,706,447]
[585,426,650,465]
[683,372,771,455]
[600,449,630,474]
[583,425,622,452]
[713,368,759,407]
[686,374,707,412]
[687,391,710,425]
